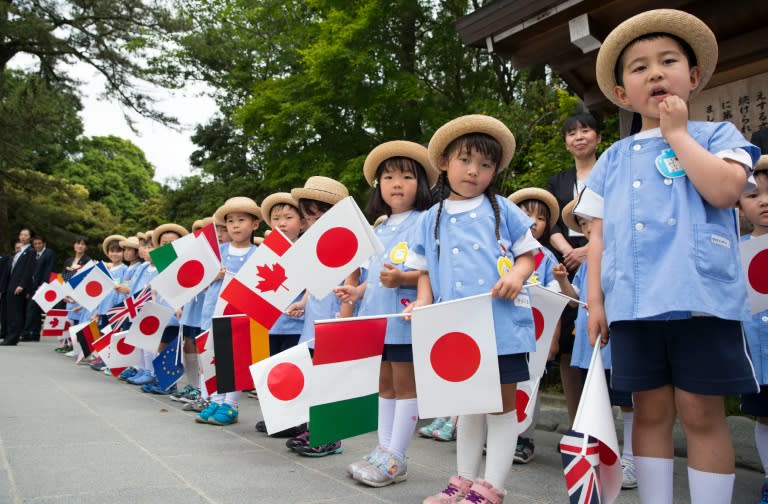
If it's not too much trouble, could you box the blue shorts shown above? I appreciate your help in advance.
[742,386,768,417]
[182,325,201,340]
[581,369,633,408]
[609,318,759,395]
[382,344,413,362]
[160,325,181,344]
[499,353,529,384]
[269,333,300,356]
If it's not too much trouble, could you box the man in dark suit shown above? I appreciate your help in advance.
[2,228,36,346]
[22,236,57,341]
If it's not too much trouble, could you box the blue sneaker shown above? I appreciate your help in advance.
[133,372,156,386]
[196,402,220,423]
[208,402,239,425]
[149,383,176,395]
[119,367,139,381]
[760,478,768,504]
[125,369,147,384]
[141,382,157,393]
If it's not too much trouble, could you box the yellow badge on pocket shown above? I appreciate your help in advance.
[389,242,409,264]
[497,256,513,278]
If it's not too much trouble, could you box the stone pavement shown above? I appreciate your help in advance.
[0,339,763,503]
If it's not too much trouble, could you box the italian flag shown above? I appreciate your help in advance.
[308,316,386,447]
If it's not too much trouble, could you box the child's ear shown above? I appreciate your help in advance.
[438,155,450,172]
[688,66,702,92]
[614,85,632,109]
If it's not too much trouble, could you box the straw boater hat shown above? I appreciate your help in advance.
[595,9,717,110]
[561,199,582,235]
[373,214,388,227]
[507,188,560,229]
[428,115,516,172]
[253,229,272,246]
[213,196,262,223]
[192,217,215,232]
[756,155,768,172]
[119,236,140,250]
[152,224,188,247]
[213,213,225,227]
[291,176,349,205]
[136,231,147,241]
[363,141,439,188]
[261,192,300,226]
[102,234,127,255]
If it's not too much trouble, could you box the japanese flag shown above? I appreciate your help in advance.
[124,302,174,351]
[281,197,384,299]
[196,330,217,396]
[516,285,570,431]
[93,330,141,377]
[69,262,116,312]
[32,280,68,313]
[411,294,501,418]
[250,343,313,435]
[740,233,768,314]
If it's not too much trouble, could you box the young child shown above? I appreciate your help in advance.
[738,155,768,503]
[406,115,540,503]
[335,140,436,487]
[252,192,307,435]
[506,187,561,464]
[553,199,637,490]
[579,10,760,503]
[284,176,349,457]
[195,197,261,425]
[94,234,128,329]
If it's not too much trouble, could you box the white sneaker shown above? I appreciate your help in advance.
[64,350,76,357]
[621,457,638,489]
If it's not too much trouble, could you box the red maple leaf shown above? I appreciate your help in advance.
[50,318,59,328]
[255,263,289,293]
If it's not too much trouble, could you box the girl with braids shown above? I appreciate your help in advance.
[406,115,540,504]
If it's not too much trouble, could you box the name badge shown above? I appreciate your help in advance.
[655,148,686,178]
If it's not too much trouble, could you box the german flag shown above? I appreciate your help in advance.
[75,320,101,358]
[211,315,269,393]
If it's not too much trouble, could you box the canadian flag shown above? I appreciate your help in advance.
[69,262,116,312]
[32,279,68,313]
[93,330,141,377]
[195,329,217,395]
[740,233,768,314]
[42,309,70,337]
[214,274,247,317]
[516,286,570,431]
[124,301,174,351]
[411,294,501,418]
[250,343,313,435]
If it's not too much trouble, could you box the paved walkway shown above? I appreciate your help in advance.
[0,339,763,503]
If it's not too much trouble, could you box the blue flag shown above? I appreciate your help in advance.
[153,335,184,391]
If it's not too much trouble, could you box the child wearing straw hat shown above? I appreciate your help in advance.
[335,140,436,487]
[738,155,768,503]
[93,234,128,329]
[405,115,540,504]
[195,197,261,426]
[577,9,761,503]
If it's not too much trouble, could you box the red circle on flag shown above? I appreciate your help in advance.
[177,260,205,288]
[430,332,481,382]
[139,316,160,335]
[515,389,530,422]
[44,289,57,302]
[267,362,304,401]
[599,441,618,466]
[748,250,768,294]
[117,337,135,355]
[532,307,544,341]
[85,281,103,297]
[316,227,358,268]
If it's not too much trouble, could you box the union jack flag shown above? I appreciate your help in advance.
[107,286,152,327]
[560,429,601,504]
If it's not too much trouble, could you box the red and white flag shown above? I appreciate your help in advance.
[411,294,501,418]
[68,262,116,312]
[220,228,299,329]
[195,329,217,395]
[150,230,221,310]
[124,302,174,351]
[32,279,68,313]
[740,233,768,314]
[560,342,621,504]
[93,330,142,377]
[516,285,570,431]
[214,274,247,317]
[107,285,152,327]
[250,343,313,435]
[42,309,70,337]
[280,196,383,299]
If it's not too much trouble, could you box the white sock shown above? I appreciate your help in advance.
[224,392,240,407]
[183,352,198,387]
[622,411,634,461]
[388,398,418,458]
[756,422,768,476]
[687,467,734,504]
[377,397,396,448]
[142,351,157,374]
[519,394,540,439]
[635,456,673,504]
[210,392,225,405]
[457,414,486,481]
[484,411,518,490]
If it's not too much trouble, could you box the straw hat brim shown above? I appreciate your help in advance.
[596,9,717,110]
[152,224,188,247]
[192,217,214,232]
[756,155,768,172]
[507,188,560,229]
[102,234,128,255]
[119,237,140,250]
[261,192,300,228]
[213,197,262,223]
[561,199,582,235]
[428,115,516,172]
[136,231,146,241]
[291,176,349,206]
[363,141,438,188]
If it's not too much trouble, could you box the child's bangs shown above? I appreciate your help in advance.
[520,199,550,221]
[377,157,420,178]
[448,133,503,166]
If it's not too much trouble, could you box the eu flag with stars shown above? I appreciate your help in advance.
[153,335,184,391]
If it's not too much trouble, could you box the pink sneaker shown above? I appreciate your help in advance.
[423,475,473,504]
[459,479,505,504]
